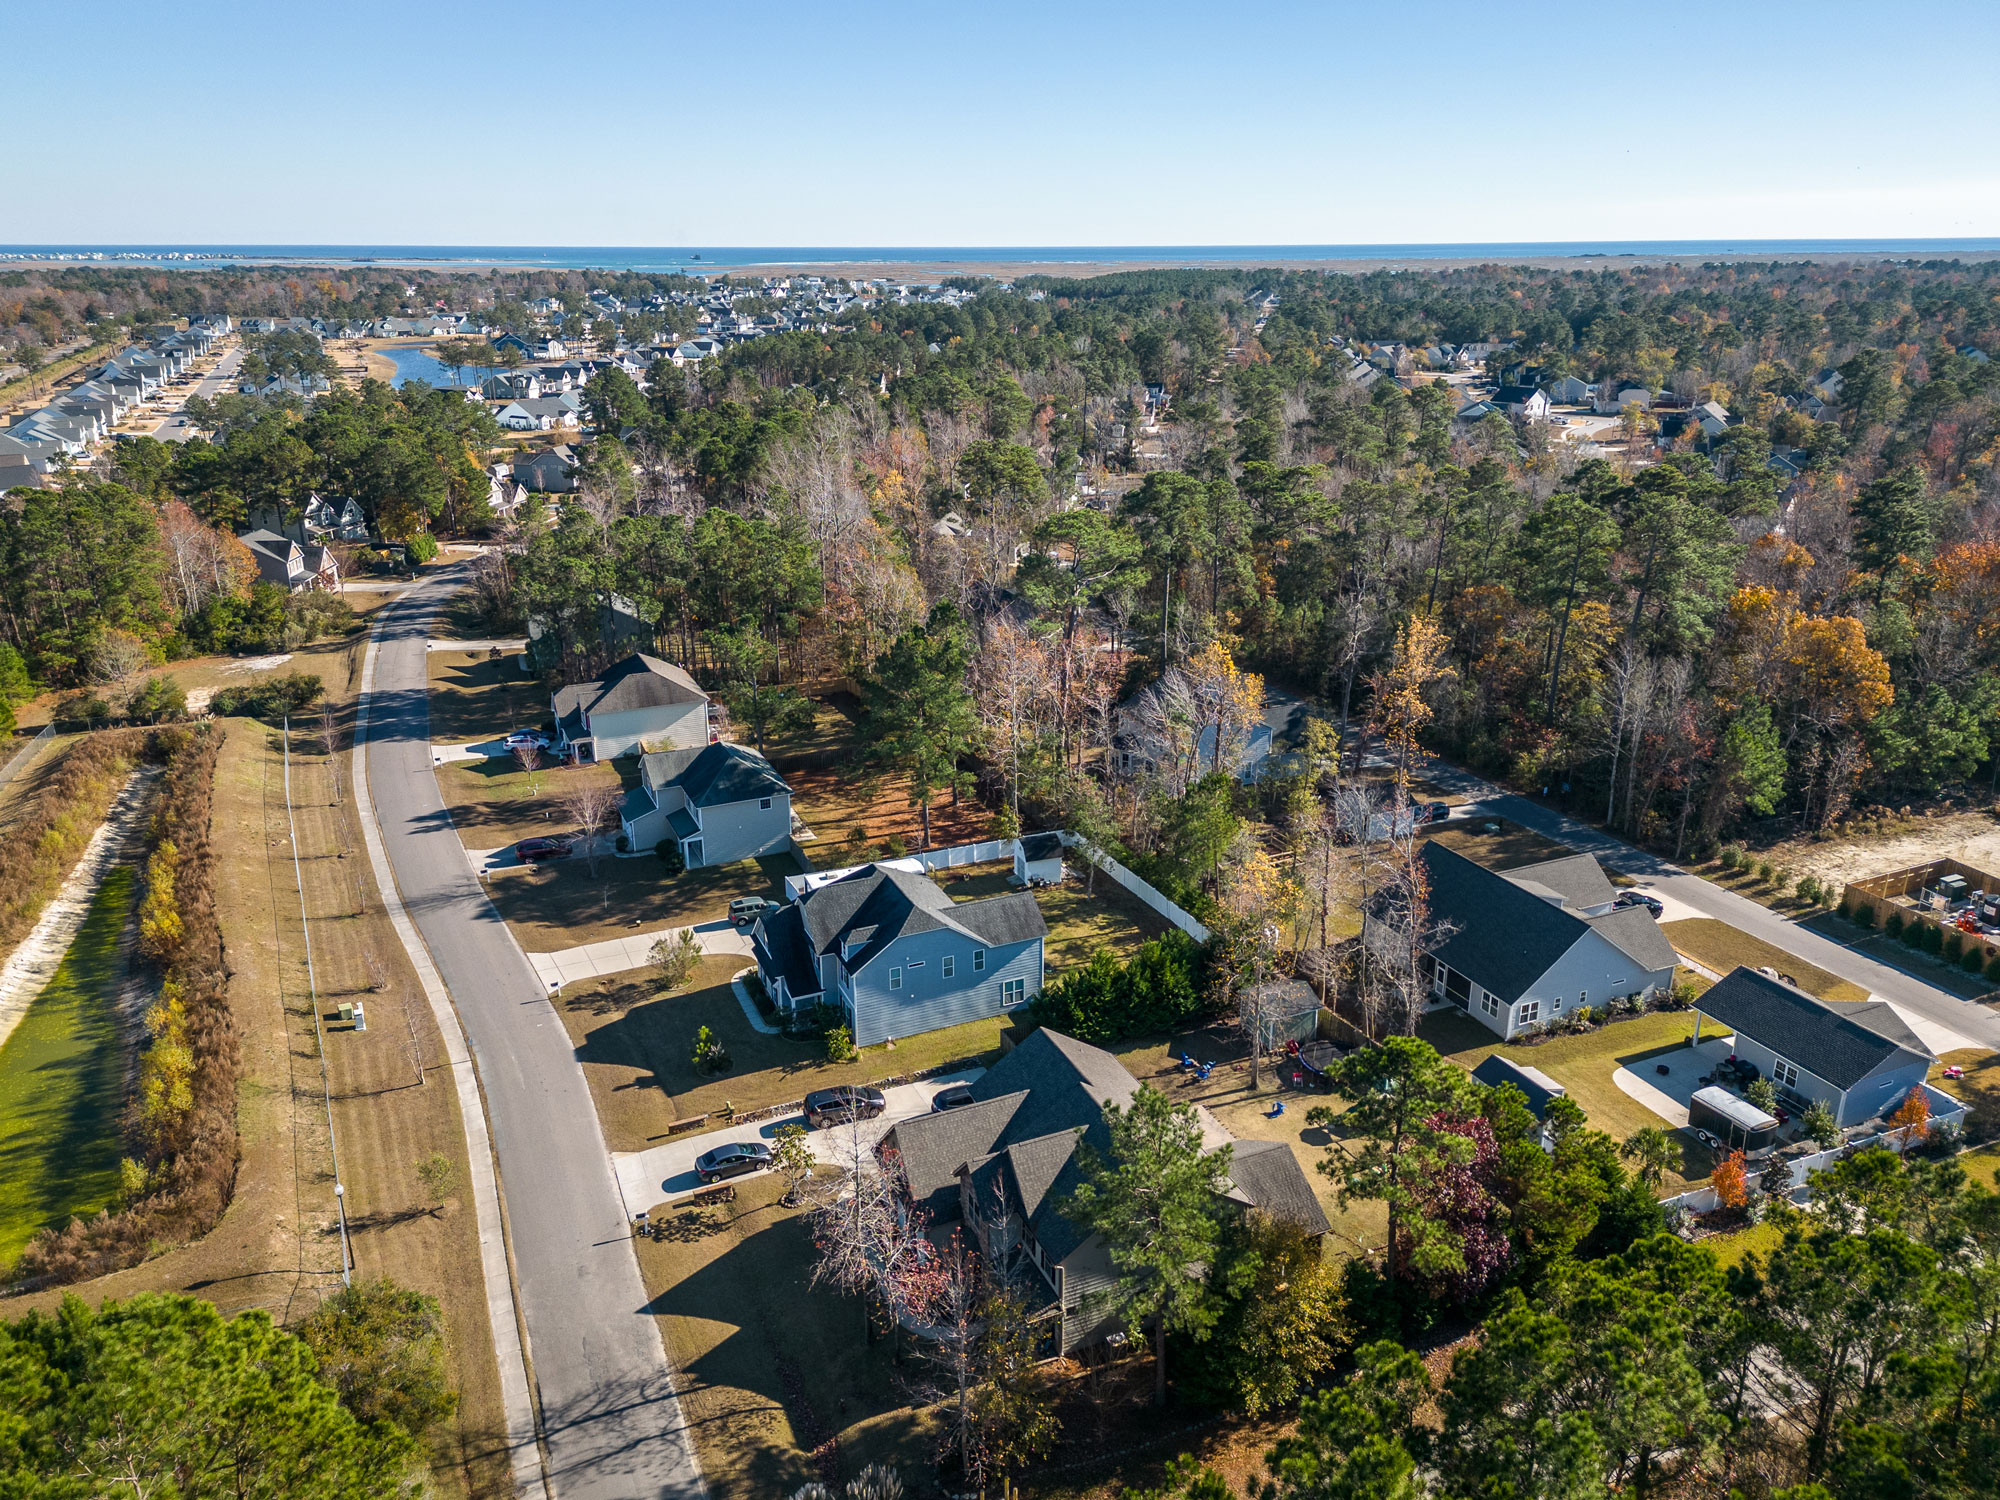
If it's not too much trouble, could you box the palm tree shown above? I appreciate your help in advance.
[1620,1126,1679,1189]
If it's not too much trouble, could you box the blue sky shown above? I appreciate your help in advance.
[7,0,1996,246]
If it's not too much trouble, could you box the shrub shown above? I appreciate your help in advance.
[883,834,908,858]
[208,670,323,722]
[1987,953,2000,983]
[404,531,439,565]
[1745,1077,1778,1113]
[1028,929,1208,1043]
[128,674,187,724]
[1902,919,1926,949]
[1802,1099,1839,1149]
[1851,901,1875,929]
[1922,922,1945,955]
[1719,844,1745,870]
[825,1024,857,1062]
[1885,911,1906,939]
[691,1024,729,1073]
[1946,931,1965,962]
[1756,860,1776,884]
[655,838,684,874]
[1713,1150,1750,1210]
[1965,946,1987,975]
[648,928,702,992]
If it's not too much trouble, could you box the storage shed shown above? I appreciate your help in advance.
[1014,832,1064,886]
[1689,1085,1780,1154]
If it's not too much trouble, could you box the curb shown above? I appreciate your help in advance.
[354,605,550,1500]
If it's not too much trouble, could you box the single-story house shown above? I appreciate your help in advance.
[237,529,341,592]
[1690,966,1936,1129]
[493,396,581,431]
[883,1027,1329,1353]
[620,741,791,867]
[751,863,1047,1044]
[1377,843,1678,1040]
[1014,832,1064,886]
[1594,385,1656,415]
[551,652,708,763]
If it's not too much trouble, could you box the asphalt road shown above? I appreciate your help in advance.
[1410,757,2000,1051]
[363,565,701,1500]
[151,346,242,441]
[1264,683,2000,1050]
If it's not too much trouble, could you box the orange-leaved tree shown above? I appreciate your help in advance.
[1888,1085,1931,1146]
[1713,1149,1749,1210]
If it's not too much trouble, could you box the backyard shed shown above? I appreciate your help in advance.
[1689,1085,1780,1154]
[1242,978,1322,1051]
[1472,1054,1568,1119]
[1015,832,1065,886]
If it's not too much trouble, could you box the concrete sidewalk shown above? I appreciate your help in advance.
[527,917,752,990]
[610,1067,984,1216]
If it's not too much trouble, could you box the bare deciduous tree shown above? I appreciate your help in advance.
[561,780,622,878]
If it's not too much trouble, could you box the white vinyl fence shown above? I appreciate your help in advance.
[783,832,1213,944]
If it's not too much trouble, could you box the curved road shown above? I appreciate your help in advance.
[362,565,701,1499]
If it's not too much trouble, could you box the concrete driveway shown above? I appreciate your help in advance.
[610,1067,983,1216]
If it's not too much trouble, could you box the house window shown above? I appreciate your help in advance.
[1773,1058,1800,1089]
[1001,978,1026,1006]
[942,955,955,978]
[1518,1000,1540,1026]
[889,968,903,990]
[973,949,986,972]
[1579,991,1587,1010]
[1480,992,1500,1020]
[759,797,772,810]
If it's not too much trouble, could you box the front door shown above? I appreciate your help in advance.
[685,838,703,869]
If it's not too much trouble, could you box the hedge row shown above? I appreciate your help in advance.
[1028,929,1214,1043]
[14,723,236,1286]
[0,728,149,957]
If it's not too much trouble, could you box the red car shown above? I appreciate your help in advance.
[516,836,573,864]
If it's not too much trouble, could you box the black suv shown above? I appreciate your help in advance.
[804,1086,887,1129]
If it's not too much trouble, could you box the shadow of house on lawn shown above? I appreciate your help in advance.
[640,1202,927,1500]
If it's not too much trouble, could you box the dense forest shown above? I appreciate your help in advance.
[9,257,2000,866]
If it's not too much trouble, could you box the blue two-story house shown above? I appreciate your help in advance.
[751,864,1047,1046]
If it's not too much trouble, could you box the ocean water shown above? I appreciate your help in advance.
[4,240,1998,274]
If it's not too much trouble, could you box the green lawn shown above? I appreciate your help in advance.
[0,868,135,1270]
[635,1170,938,1500]
[433,755,629,849]
[1420,1006,1717,1190]
[557,956,1009,1148]
[427,649,545,745]
[1661,918,1870,1004]
[935,862,1167,969]
[487,851,800,953]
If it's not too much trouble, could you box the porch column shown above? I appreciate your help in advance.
[1692,1010,1701,1045]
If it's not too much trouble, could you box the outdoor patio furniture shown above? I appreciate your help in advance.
[1655,1064,1671,1076]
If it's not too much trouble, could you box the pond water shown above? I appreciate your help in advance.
[380,343,478,389]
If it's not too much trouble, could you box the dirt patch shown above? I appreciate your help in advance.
[1425,819,1576,871]
[1746,807,2000,895]
[788,764,997,859]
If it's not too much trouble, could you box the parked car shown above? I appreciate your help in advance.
[804,1085,887,1129]
[929,1084,976,1113]
[503,729,551,750]
[694,1141,773,1184]
[1424,802,1451,824]
[730,896,780,926]
[516,835,573,863]
[1615,890,1665,917]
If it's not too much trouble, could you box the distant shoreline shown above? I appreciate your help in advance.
[2,241,1998,282]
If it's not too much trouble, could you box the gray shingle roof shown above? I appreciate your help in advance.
[1582,904,1679,974]
[1223,1139,1331,1238]
[893,1090,1029,1220]
[795,864,1046,973]
[1695,966,1935,1090]
[751,903,817,1000]
[1020,831,1063,861]
[1507,853,1616,908]
[1472,1054,1568,1118]
[661,742,788,808]
[552,653,704,721]
[1420,842,1589,1004]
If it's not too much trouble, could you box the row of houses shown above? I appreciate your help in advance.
[0,316,231,493]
